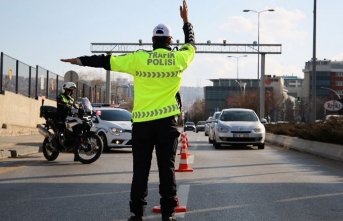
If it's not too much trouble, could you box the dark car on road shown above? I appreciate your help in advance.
[184,122,196,132]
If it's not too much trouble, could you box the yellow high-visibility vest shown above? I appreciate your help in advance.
[60,94,74,104]
[109,44,195,122]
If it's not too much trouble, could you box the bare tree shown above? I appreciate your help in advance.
[78,71,106,88]
[265,91,284,122]
[188,98,205,122]
[226,90,258,112]
[295,97,310,122]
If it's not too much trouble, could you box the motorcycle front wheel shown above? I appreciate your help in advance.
[42,137,60,161]
[74,133,103,164]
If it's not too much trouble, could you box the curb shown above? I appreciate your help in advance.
[0,140,42,160]
[265,133,343,162]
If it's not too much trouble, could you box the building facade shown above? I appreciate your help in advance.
[204,78,259,117]
[302,59,343,117]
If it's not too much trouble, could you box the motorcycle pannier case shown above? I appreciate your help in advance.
[40,106,57,119]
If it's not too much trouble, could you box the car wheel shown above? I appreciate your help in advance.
[98,132,109,152]
[208,136,213,144]
[214,140,221,149]
[258,143,265,149]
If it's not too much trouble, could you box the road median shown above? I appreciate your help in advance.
[266,133,343,162]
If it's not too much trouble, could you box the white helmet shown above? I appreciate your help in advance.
[62,82,77,93]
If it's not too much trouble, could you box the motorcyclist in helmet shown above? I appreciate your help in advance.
[57,82,77,119]
[56,82,79,160]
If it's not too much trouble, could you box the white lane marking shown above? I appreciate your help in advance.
[187,155,194,164]
[176,184,190,218]
[191,144,198,150]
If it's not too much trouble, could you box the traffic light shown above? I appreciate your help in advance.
[297,97,301,103]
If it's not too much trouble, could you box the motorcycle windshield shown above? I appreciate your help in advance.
[77,97,93,113]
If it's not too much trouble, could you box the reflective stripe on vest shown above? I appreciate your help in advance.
[60,94,74,104]
[135,70,182,78]
[132,104,179,119]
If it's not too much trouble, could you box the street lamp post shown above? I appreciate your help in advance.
[228,55,247,79]
[321,87,341,100]
[243,9,274,116]
[243,9,274,81]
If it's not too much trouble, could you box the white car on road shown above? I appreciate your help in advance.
[208,111,221,144]
[91,105,132,152]
[212,108,266,149]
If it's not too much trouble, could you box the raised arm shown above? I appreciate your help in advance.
[180,0,195,46]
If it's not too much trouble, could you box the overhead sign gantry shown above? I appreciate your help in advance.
[90,42,282,119]
[91,43,281,54]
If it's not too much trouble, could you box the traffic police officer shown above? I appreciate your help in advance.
[61,1,195,220]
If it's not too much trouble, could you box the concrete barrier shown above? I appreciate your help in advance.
[0,91,56,136]
[266,133,343,162]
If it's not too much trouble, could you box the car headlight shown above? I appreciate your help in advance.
[253,127,265,133]
[110,127,123,134]
[216,125,229,133]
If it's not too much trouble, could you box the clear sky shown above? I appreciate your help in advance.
[1,0,342,87]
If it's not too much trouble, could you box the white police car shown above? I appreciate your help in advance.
[91,104,132,152]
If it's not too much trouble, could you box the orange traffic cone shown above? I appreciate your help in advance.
[178,133,186,155]
[175,150,193,172]
[185,132,191,147]
[178,133,190,156]
[153,197,187,213]
[178,141,190,156]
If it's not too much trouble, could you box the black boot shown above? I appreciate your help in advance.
[127,216,143,221]
[162,214,176,221]
[74,155,79,161]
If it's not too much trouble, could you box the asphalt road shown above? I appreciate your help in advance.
[1,131,343,221]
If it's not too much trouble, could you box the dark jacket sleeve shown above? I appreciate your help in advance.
[183,23,195,46]
[57,95,72,112]
[78,54,112,70]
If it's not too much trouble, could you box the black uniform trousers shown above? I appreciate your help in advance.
[130,116,180,216]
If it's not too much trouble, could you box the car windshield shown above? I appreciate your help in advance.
[185,122,195,126]
[98,109,132,121]
[214,113,220,119]
[220,111,258,122]
[197,121,206,125]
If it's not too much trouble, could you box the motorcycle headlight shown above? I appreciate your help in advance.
[110,127,123,134]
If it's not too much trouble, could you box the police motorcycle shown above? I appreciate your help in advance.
[38,97,103,164]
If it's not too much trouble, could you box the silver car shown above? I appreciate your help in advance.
[195,121,206,133]
[208,111,221,143]
[204,117,212,136]
[212,108,266,149]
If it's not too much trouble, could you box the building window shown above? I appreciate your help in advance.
[336,81,343,86]
[337,72,343,77]
[317,80,330,85]
[338,90,343,95]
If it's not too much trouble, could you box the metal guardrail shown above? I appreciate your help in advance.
[0,52,105,102]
